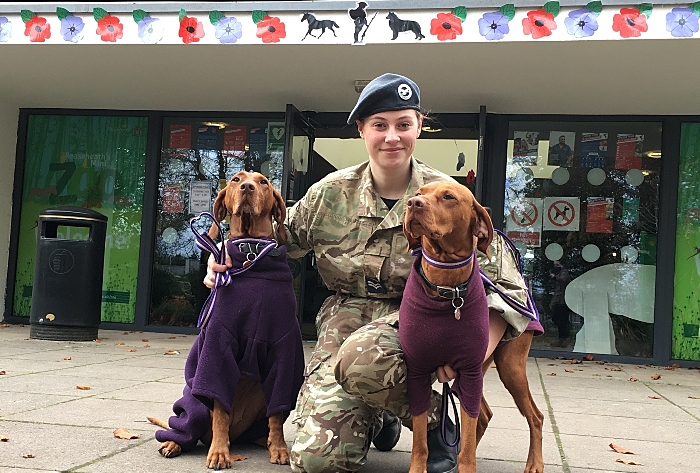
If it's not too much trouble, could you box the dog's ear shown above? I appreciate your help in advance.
[212,188,228,223]
[472,201,494,256]
[271,188,288,242]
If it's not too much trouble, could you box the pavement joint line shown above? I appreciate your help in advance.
[643,383,700,422]
[536,357,570,473]
[62,436,154,472]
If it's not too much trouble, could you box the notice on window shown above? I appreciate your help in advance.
[169,125,192,149]
[162,184,184,213]
[622,197,640,225]
[505,197,543,247]
[197,126,219,151]
[267,122,286,153]
[512,131,539,166]
[615,134,644,170]
[223,126,246,159]
[189,180,213,214]
[585,197,614,233]
[543,197,580,231]
[580,133,607,168]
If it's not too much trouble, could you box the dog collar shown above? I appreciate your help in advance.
[411,247,474,270]
[416,257,474,301]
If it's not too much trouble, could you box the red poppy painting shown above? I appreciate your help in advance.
[179,15,205,43]
[613,8,648,38]
[430,12,463,41]
[256,16,286,43]
[522,9,557,39]
[24,15,51,42]
[96,14,123,42]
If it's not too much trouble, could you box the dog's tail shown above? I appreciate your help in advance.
[147,417,170,430]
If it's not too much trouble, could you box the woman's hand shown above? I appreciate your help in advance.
[204,251,232,288]
[435,364,456,383]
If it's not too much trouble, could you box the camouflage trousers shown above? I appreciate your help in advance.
[289,294,442,473]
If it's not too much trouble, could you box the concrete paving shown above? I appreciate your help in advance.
[1,322,698,472]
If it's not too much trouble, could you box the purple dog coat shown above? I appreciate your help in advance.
[156,241,304,451]
[399,257,489,419]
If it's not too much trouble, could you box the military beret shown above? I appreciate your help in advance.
[347,73,421,125]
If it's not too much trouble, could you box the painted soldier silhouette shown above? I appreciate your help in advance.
[348,2,368,43]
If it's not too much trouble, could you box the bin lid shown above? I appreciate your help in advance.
[39,206,108,223]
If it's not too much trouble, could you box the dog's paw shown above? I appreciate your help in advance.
[158,441,182,458]
[206,450,231,470]
[268,445,290,465]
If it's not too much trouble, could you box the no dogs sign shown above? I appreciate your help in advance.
[543,197,580,231]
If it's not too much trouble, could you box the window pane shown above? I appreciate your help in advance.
[149,116,284,327]
[13,115,148,323]
[503,121,661,356]
[673,123,700,360]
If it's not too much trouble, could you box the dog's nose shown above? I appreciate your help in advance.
[407,196,425,209]
[240,182,256,192]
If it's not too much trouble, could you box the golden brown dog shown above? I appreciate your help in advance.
[402,180,492,473]
[152,171,295,469]
[402,181,543,473]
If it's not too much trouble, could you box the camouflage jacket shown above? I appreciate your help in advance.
[282,157,453,298]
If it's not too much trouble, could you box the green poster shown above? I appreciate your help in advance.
[13,115,148,323]
[673,123,700,360]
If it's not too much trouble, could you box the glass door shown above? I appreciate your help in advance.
[282,105,317,337]
[148,114,286,327]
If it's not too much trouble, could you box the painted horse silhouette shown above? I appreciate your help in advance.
[301,13,339,40]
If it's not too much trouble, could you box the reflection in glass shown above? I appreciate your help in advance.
[504,121,661,356]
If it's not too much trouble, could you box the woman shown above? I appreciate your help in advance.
[206,73,535,473]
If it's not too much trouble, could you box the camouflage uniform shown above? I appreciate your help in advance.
[282,158,531,473]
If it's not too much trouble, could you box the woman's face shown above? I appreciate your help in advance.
[356,109,422,170]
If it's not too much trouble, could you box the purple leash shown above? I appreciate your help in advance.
[189,212,279,329]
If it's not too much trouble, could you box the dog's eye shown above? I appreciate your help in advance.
[260,179,268,185]
[231,176,240,182]
[443,194,455,200]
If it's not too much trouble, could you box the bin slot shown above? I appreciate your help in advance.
[43,222,93,241]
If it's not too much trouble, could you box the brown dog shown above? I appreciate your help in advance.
[401,181,543,473]
[401,180,493,473]
[153,171,302,470]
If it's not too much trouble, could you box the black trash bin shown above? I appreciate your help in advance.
[29,206,108,341]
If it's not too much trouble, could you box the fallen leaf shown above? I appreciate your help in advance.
[168,336,177,339]
[164,350,179,355]
[126,349,137,352]
[143,344,150,348]
[22,453,35,458]
[547,373,556,376]
[123,331,129,335]
[115,342,125,346]
[651,374,661,380]
[62,357,72,361]
[610,443,635,454]
[563,359,582,364]
[142,339,149,342]
[616,458,643,465]
[0,370,5,375]
[583,354,594,361]
[648,395,661,399]
[113,428,139,440]
[605,367,621,371]
[76,385,91,390]
[672,363,680,368]
[230,454,247,461]
[0,323,10,327]
[629,377,638,382]
[593,373,601,376]
[689,396,700,399]
[0,435,9,441]
[664,366,675,371]
[635,365,646,369]
[94,339,101,343]
[565,369,574,373]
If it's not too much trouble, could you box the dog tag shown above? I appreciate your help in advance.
[454,307,461,320]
